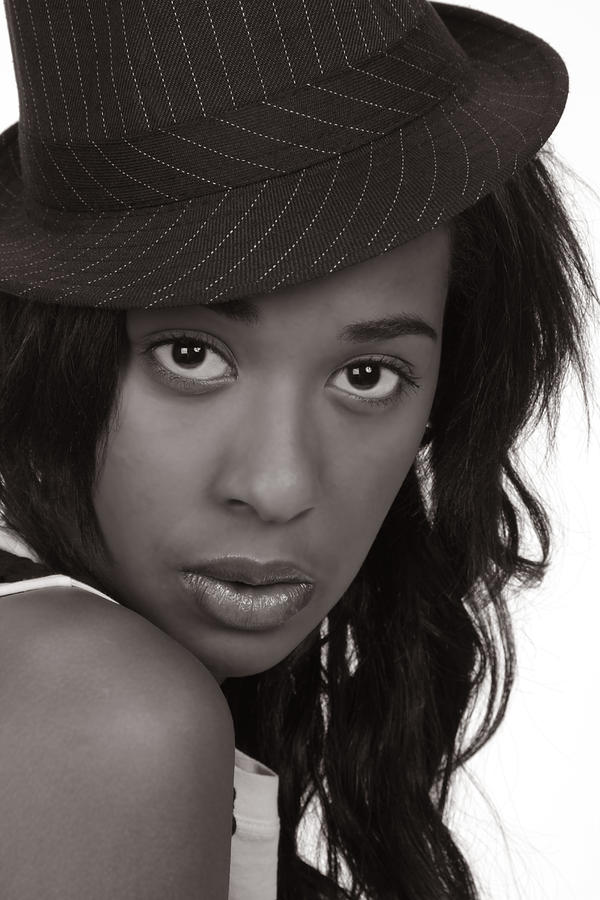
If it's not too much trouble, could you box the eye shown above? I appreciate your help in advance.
[143,333,235,389]
[329,356,420,407]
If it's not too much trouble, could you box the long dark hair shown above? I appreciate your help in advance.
[0,148,595,899]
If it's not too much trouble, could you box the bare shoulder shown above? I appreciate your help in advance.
[0,585,235,899]
[0,583,231,720]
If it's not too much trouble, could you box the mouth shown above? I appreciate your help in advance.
[179,556,315,630]
[180,555,314,587]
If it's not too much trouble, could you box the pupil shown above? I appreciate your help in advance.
[348,362,380,389]
[173,340,206,367]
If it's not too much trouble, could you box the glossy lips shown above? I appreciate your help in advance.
[180,556,315,630]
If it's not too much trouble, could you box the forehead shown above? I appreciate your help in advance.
[127,226,450,335]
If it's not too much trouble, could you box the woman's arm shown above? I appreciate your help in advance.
[0,586,235,899]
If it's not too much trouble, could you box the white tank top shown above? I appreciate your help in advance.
[0,523,280,900]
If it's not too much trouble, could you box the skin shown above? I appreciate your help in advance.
[92,227,451,686]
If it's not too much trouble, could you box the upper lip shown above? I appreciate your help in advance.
[181,555,314,586]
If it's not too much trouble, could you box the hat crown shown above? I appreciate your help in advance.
[0,0,569,310]
[4,0,421,143]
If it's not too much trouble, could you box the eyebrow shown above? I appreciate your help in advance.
[209,298,438,342]
[337,312,438,343]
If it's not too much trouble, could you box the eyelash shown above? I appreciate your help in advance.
[141,331,421,408]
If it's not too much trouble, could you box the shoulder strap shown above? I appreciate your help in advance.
[0,548,56,583]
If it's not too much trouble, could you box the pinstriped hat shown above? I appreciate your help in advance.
[0,0,568,311]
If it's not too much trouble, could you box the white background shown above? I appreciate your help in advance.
[441,4,600,899]
[0,2,598,898]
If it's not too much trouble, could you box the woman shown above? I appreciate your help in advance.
[0,0,595,898]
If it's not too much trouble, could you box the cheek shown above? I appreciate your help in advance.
[93,379,210,556]
[325,413,425,577]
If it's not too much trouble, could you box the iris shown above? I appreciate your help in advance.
[348,362,380,390]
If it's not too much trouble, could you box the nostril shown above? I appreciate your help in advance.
[227,498,248,508]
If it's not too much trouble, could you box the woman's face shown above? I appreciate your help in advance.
[92,228,450,684]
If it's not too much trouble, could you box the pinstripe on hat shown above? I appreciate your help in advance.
[0,0,568,310]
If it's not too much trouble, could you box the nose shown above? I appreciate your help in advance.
[212,388,322,524]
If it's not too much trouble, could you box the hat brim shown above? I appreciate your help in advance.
[0,2,568,310]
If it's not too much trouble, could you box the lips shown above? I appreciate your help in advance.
[179,558,316,630]
[180,555,314,587]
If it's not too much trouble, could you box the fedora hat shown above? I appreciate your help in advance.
[0,0,567,310]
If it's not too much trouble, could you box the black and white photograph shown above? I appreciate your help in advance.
[0,1,598,898]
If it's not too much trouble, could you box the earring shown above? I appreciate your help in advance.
[420,421,433,446]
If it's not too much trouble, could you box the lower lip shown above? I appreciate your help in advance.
[180,572,315,631]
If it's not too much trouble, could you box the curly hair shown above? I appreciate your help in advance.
[0,148,595,899]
